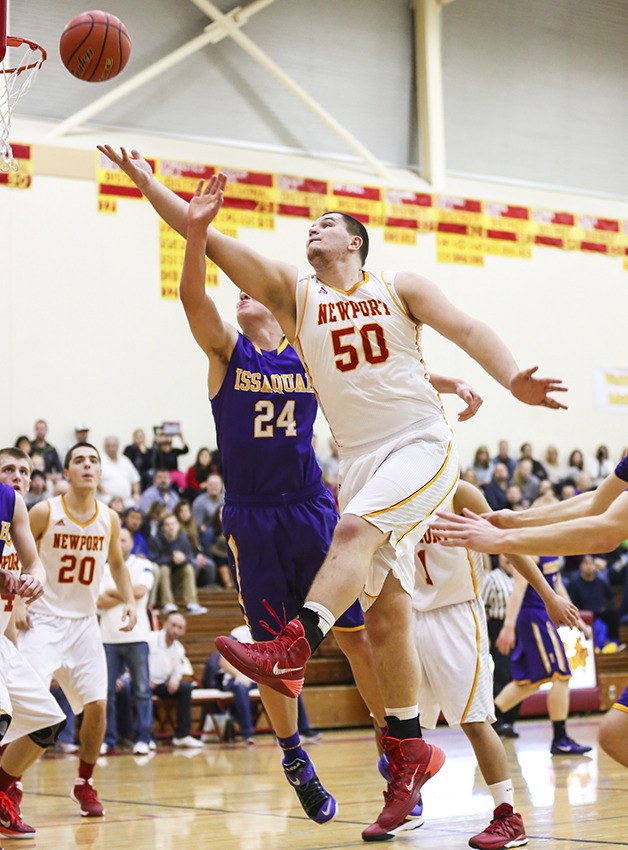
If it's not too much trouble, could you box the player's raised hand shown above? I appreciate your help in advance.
[480,508,519,528]
[545,593,579,629]
[97,145,154,190]
[188,174,227,229]
[510,366,568,410]
[0,569,20,595]
[453,380,483,421]
[496,625,515,656]
[119,604,138,633]
[432,509,506,553]
[16,574,45,603]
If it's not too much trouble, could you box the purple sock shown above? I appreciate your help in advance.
[277,731,306,765]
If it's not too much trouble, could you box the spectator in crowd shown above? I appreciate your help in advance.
[506,483,525,511]
[150,514,207,616]
[567,555,621,651]
[492,440,516,480]
[151,427,189,491]
[565,449,585,482]
[467,445,492,487]
[184,448,214,501]
[61,423,91,461]
[519,443,547,481]
[30,419,62,478]
[512,458,540,506]
[544,445,567,487]
[98,527,155,755]
[108,495,125,519]
[23,470,48,509]
[460,467,479,488]
[140,469,179,515]
[202,650,256,745]
[532,479,559,508]
[575,471,594,495]
[148,612,203,748]
[482,556,520,738]
[124,429,154,490]
[122,506,149,557]
[100,436,141,507]
[192,473,224,532]
[588,445,614,488]
[174,500,216,586]
[143,501,169,541]
[207,506,235,589]
[13,435,31,455]
[483,462,511,511]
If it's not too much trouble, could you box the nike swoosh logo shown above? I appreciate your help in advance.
[0,818,11,828]
[405,766,420,792]
[321,799,332,817]
[272,662,304,675]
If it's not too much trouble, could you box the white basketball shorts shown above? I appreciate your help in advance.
[18,613,107,714]
[411,597,495,729]
[0,636,66,744]
[339,420,459,609]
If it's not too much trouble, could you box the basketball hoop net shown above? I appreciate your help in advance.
[0,36,46,172]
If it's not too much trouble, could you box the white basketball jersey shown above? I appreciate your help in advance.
[294,270,447,450]
[32,496,111,618]
[412,501,485,612]
[0,538,20,636]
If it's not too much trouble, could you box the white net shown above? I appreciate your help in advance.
[0,37,46,172]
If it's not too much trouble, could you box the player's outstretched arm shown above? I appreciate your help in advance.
[395,272,567,410]
[107,511,137,632]
[428,373,483,421]
[10,495,45,600]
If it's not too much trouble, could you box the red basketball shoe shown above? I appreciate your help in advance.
[215,619,310,698]
[469,804,528,849]
[71,778,105,817]
[0,789,36,838]
[362,736,445,841]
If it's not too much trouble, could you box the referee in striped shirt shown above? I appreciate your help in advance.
[482,555,520,737]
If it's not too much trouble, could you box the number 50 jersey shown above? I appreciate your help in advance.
[294,270,447,452]
[31,496,111,618]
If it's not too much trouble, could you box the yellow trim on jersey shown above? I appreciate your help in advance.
[365,439,455,520]
[60,496,99,529]
[381,271,411,318]
[613,702,628,714]
[531,622,552,674]
[227,534,252,637]
[397,460,459,545]
[332,624,365,633]
[276,337,290,354]
[252,336,290,356]
[466,549,479,599]
[547,622,569,674]
[293,275,311,342]
[322,271,370,296]
[460,601,482,723]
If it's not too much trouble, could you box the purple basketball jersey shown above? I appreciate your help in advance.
[211,334,323,497]
[615,455,628,483]
[0,481,16,560]
[521,556,562,611]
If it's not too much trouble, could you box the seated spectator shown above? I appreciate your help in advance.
[519,442,547,481]
[588,444,614,487]
[148,612,204,748]
[192,473,224,532]
[460,467,479,488]
[30,418,62,479]
[13,435,31,455]
[140,469,180,515]
[512,458,540,506]
[565,449,585,483]
[124,428,154,491]
[567,555,621,651]
[100,435,141,507]
[174,500,216,587]
[506,483,524,511]
[24,469,48,509]
[209,506,235,589]
[544,445,567,487]
[575,471,594,494]
[150,514,207,615]
[108,495,125,519]
[482,462,510,511]
[143,501,169,541]
[532,478,559,508]
[151,427,189,491]
[466,444,492,487]
[61,423,91,461]
[184,448,214,502]
[492,440,516,480]
[123,506,149,557]
[98,527,155,755]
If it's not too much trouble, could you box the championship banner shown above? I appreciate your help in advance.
[276,174,328,219]
[594,366,628,412]
[156,159,215,199]
[328,182,384,226]
[159,220,223,300]
[0,143,33,188]
[384,188,434,232]
[436,233,485,267]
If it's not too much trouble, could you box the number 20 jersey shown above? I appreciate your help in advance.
[294,270,446,451]
[31,496,111,618]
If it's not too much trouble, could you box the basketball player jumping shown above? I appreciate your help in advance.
[14,443,136,817]
[433,453,628,768]
[0,449,67,839]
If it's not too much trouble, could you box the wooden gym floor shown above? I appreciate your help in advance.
[20,715,627,850]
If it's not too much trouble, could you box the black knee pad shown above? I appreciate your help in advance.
[29,718,67,748]
[0,713,11,743]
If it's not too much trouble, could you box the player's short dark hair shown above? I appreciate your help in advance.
[321,211,369,264]
[0,447,33,471]
[64,442,101,469]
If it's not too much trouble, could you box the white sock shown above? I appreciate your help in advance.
[302,602,335,636]
[384,705,419,721]
[488,779,514,809]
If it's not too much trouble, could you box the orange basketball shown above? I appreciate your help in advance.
[59,10,131,82]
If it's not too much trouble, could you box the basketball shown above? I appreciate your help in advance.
[59,10,131,82]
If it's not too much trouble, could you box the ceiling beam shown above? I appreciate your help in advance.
[189,0,392,180]
[414,0,447,188]
[48,0,278,139]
